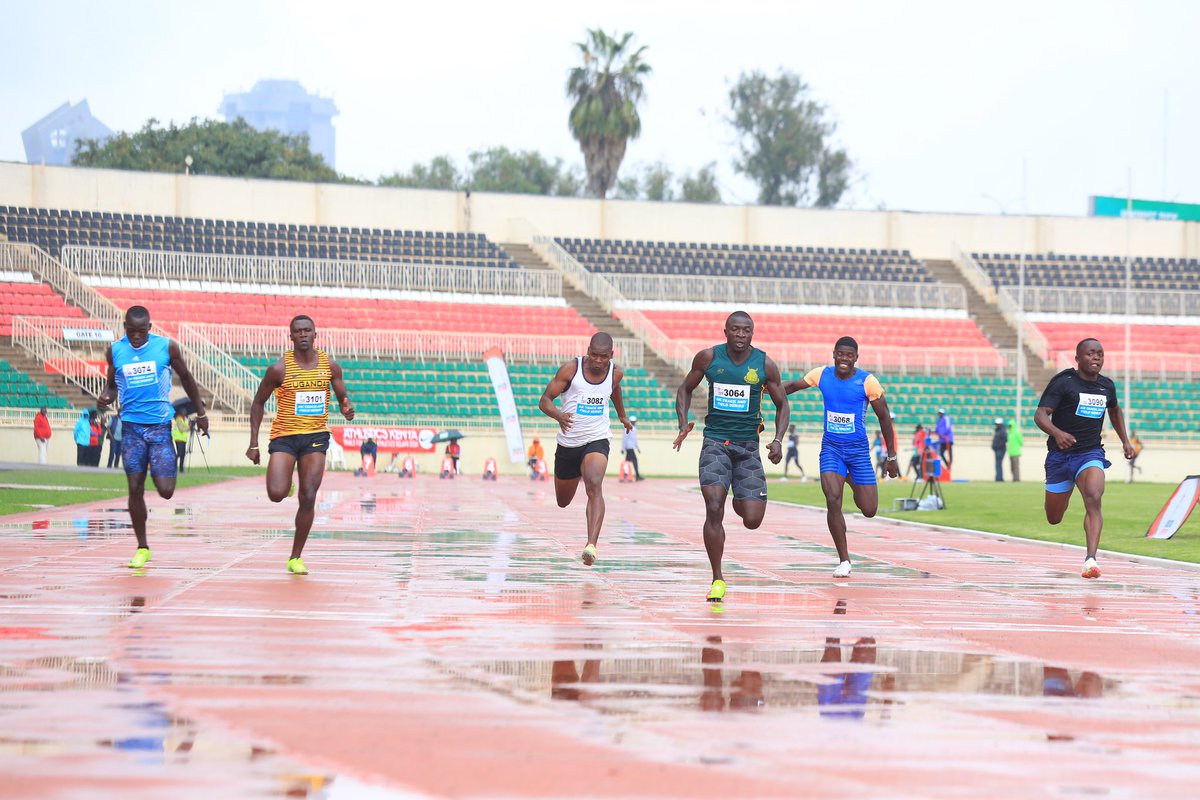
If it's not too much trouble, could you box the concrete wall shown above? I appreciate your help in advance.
[3,161,1198,260]
[4,425,1195,486]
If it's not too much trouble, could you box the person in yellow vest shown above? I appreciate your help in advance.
[247,315,354,575]
[171,409,190,473]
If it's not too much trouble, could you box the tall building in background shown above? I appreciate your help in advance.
[219,80,339,169]
[22,100,113,166]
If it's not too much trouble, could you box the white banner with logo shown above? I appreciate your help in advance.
[483,347,526,463]
[62,327,114,342]
[1146,475,1200,540]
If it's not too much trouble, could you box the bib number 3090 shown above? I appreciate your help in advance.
[1075,393,1107,420]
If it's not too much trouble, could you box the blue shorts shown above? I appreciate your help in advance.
[1044,448,1110,493]
[121,421,177,478]
[819,438,877,486]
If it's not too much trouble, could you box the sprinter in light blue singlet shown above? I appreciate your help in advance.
[97,306,209,569]
[784,336,899,579]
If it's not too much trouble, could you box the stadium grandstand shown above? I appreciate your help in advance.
[1,163,1198,475]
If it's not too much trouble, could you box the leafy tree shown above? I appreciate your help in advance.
[613,161,720,204]
[378,156,461,190]
[567,29,651,198]
[467,147,581,196]
[73,118,342,182]
[679,163,721,204]
[379,149,583,196]
[727,70,851,207]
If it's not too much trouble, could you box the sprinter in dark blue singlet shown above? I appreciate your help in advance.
[1035,337,1134,580]
[97,306,209,569]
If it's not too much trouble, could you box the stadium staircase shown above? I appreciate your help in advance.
[0,340,89,408]
[923,258,1055,390]
[1,242,255,415]
[502,242,706,422]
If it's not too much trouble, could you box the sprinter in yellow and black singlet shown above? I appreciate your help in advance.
[247,315,355,575]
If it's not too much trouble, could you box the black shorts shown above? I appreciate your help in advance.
[268,431,331,458]
[554,439,610,480]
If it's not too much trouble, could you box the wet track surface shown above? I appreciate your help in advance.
[2,473,1200,798]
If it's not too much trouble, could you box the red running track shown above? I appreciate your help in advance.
[2,473,1199,798]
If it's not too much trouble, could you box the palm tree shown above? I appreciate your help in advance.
[567,29,651,199]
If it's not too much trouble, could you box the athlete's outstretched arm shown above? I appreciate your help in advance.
[762,357,789,465]
[169,341,209,435]
[329,359,355,421]
[870,396,900,478]
[610,365,632,432]
[247,361,285,465]
[782,377,813,395]
[1107,402,1136,460]
[96,345,118,411]
[539,361,577,434]
[674,349,713,450]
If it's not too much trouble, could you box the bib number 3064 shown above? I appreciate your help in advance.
[713,383,750,413]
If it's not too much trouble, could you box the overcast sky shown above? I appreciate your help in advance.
[3,0,1197,216]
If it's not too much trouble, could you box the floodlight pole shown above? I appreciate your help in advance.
[1016,160,1026,427]
[1124,169,1133,429]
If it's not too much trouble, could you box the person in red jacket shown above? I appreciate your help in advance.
[33,406,52,465]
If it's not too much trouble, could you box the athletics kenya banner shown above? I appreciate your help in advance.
[332,426,437,453]
[483,347,526,463]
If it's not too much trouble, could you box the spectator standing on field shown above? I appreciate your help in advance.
[622,414,644,480]
[33,406,51,465]
[1007,419,1023,482]
[991,417,1007,481]
[106,414,124,469]
[73,409,91,466]
[935,408,955,467]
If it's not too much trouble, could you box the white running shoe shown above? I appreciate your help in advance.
[1081,557,1101,579]
[833,561,852,578]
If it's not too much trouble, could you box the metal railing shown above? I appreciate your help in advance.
[951,244,997,303]
[996,287,1052,364]
[61,246,563,297]
[999,284,1200,317]
[11,316,115,399]
[176,323,646,367]
[528,229,695,372]
[174,324,261,414]
[2,243,122,328]
[1054,351,1200,382]
[605,273,966,311]
[660,340,1017,378]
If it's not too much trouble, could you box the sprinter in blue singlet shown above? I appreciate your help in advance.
[97,306,209,569]
[784,336,899,579]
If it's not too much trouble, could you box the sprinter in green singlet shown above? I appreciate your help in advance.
[674,311,789,603]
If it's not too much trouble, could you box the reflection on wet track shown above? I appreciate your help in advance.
[2,473,1199,798]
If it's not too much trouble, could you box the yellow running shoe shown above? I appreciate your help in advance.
[582,543,597,566]
[287,557,309,575]
[127,548,151,569]
[706,579,726,603]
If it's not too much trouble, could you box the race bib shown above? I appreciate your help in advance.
[576,395,607,417]
[121,360,157,388]
[1075,393,1107,419]
[713,382,750,413]
[295,390,327,416]
[826,410,855,434]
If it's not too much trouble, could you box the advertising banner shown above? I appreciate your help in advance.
[331,426,436,453]
[483,347,526,463]
[1145,475,1200,540]
[1090,195,1200,222]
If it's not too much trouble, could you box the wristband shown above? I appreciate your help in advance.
[885,455,898,462]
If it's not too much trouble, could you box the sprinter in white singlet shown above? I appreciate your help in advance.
[538,332,632,566]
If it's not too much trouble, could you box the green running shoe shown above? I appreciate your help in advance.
[706,579,726,603]
[127,548,151,569]
[582,543,597,566]
[287,482,297,498]
[287,557,309,575]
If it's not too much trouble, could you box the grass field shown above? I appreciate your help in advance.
[0,466,264,516]
[770,478,1200,564]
